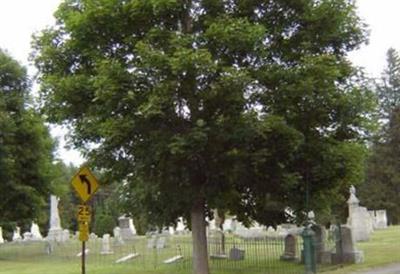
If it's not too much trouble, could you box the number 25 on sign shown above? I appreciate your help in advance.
[71,166,99,202]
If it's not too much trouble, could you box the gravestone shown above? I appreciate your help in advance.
[12,227,22,241]
[368,210,377,229]
[156,237,167,249]
[229,247,245,260]
[113,226,125,245]
[100,234,114,255]
[115,253,140,263]
[280,234,297,261]
[311,225,328,263]
[147,236,156,249]
[23,232,33,241]
[62,229,70,241]
[47,195,65,242]
[346,186,371,242]
[89,232,98,240]
[333,225,364,264]
[118,216,136,241]
[375,210,388,229]
[31,222,43,240]
[176,217,186,234]
[0,227,4,244]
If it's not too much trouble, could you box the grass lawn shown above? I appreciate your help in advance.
[0,226,398,274]
[322,225,400,274]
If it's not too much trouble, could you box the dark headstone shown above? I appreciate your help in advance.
[280,234,297,261]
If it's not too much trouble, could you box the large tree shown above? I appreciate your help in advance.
[360,48,400,224]
[0,49,55,232]
[32,1,374,273]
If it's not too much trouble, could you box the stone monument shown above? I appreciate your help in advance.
[118,216,136,241]
[335,225,364,264]
[346,186,371,242]
[47,195,66,242]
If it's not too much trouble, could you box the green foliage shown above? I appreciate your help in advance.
[377,48,400,120]
[32,0,373,236]
[0,49,55,230]
[93,211,116,236]
[360,48,400,224]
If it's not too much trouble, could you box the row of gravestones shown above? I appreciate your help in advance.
[280,224,364,265]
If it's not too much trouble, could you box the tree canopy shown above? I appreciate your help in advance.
[0,49,55,230]
[360,48,400,224]
[32,1,374,273]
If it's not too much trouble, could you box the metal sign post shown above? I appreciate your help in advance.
[71,166,99,274]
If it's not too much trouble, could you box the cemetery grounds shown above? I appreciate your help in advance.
[0,226,398,274]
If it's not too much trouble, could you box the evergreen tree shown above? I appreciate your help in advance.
[377,48,400,121]
[32,1,373,273]
[360,49,400,224]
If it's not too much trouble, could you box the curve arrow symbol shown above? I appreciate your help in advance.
[79,174,91,195]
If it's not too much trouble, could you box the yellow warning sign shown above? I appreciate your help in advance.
[79,222,89,242]
[77,205,91,223]
[71,166,99,202]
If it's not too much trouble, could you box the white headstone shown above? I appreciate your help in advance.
[375,210,388,229]
[31,222,43,240]
[12,227,22,241]
[0,227,4,244]
[176,217,186,234]
[113,226,125,245]
[100,234,114,255]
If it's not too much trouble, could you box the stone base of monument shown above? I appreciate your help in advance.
[343,251,364,264]
[47,228,65,242]
[331,250,364,264]
[120,228,136,241]
[320,251,332,264]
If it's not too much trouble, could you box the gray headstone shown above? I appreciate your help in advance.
[280,234,297,261]
[118,216,136,240]
[147,236,156,249]
[156,237,166,249]
[336,225,364,264]
[229,247,245,260]
[100,234,114,255]
[375,210,388,229]
[311,225,327,263]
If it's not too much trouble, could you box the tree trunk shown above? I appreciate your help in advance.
[191,198,210,274]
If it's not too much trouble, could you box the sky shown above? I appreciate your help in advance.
[0,0,399,165]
